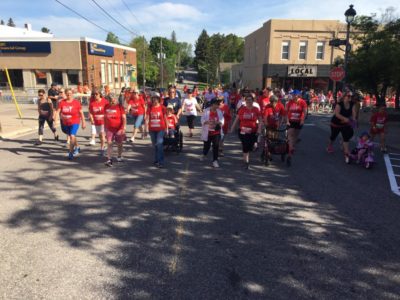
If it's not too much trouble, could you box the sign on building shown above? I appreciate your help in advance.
[287,65,317,77]
[0,41,51,53]
[88,42,114,57]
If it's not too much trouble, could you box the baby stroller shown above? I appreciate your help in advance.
[163,124,183,153]
[261,126,288,166]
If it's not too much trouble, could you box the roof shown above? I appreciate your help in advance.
[0,24,54,38]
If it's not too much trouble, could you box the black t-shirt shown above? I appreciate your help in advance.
[164,97,182,114]
[48,88,59,99]
[331,102,353,126]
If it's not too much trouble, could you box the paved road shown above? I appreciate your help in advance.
[1,114,400,299]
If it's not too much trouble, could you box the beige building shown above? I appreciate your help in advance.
[232,19,349,91]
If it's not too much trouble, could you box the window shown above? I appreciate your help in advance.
[35,70,47,85]
[114,63,119,83]
[50,71,63,85]
[316,41,325,60]
[281,41,290,60]
[299,41,307,60]
[120,63,124,82]
[101,63,106,85]
[108,63,113,84]
[67,70,79,85]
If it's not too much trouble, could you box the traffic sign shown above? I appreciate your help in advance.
[330,67,345,81]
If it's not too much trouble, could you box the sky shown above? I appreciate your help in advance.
[1,0,399,47]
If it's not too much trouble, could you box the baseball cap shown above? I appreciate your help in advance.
[290,89,301,95]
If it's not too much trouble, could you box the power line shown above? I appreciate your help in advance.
[91,0,139,37]
[54,0,130,44]
[120,0,145,33]
[102,0,139,35]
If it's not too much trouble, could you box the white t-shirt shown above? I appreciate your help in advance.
[183,97,199,116]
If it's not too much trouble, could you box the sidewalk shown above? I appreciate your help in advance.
[0,103,39,139]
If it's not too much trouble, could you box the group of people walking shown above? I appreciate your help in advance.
[35,83,387,169]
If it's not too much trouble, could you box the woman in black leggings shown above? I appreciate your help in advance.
[35,89,58,145]
[326,93,356,163]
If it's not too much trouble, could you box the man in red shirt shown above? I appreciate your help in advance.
[285,90,307,166]
[104,93,127,167]
[258,87,272,113]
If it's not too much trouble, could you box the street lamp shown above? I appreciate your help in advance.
[123,50,127,87]
[343,4,356,89]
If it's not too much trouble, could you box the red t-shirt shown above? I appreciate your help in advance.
[148,105,167,132]
[208,111,221,136]
[105,103,125,132]
[238,106,261,134]
[89,98,108,126]
[59,99,81,126]
[264,103,286,128]
[258,96,270,113]
[128,97,146,116]
[370,111,388,129]
[167,114,178,130]
[229,93,240,105]
[219,104,231,133]
[286,99,307,122]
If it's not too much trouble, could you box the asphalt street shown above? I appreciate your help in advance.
[1,113,400,299]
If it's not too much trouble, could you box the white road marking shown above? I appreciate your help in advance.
[389,153,400,156]
[383,154,400,197]
[390,158,400,161]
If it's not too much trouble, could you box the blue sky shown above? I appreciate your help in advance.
[1,0,399,46]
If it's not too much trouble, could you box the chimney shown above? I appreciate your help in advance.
[24,23,32,31]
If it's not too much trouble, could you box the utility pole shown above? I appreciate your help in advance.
[143,35,146,90]
[160,38,164,88]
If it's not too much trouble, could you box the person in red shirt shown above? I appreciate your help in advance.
[104,93,127,167]
[55,88,86,160]
[146,93,168,168]
[258,88,272,113]
[89,89,108,154]
[127,89,146,142]
[285,90,307,166]
[166,105,178,138]
[230,95,262,169]
[200,98,224,168]
[229,88,241,116]
[219,99,231,156]
[370,104,388,152]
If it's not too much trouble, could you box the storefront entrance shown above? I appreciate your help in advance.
[0,69,23,88]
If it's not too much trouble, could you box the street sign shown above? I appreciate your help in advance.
[330,67,345,81]
[329,39,347,47]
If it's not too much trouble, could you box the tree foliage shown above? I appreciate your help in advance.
[7,18,15,27]
[348,9,400,107]
[41,27,51,33]
[0,20,5,25]
[105,32,120,45]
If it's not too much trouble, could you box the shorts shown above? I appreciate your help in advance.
[186,115,196,129]
[62,123,80,136]
[330,125,353,142]
[131,114,144,129]
[239,132,257,153]
[288,122,303,130]
[91,124,105,135]
[106,130,126,144]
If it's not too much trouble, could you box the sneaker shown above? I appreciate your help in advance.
[200,155,206,162]
[68,152,74,160]
[34,140,42,146]
[345,155,350,164]
[130,137,135,143]
[73,147,80,156]
[89,139,96,146]
[212,160,220,168]
[326,145,334,153]
[286,156,292,167]
[243,162,249,170]
[117,156,123,163]
[105,159,113,167]
[219,150,224,157]
[157,163,164,168]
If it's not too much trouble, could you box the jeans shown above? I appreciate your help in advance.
[149,130,165,165]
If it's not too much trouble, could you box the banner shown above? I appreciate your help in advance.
[0,41,51,53]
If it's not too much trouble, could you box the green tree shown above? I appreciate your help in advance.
[149,37,177,87]
[0,20,5,25]
[129,36,159,87]
[348,11,400,107]
[41,27,51,33]
[106,32,120,44]
[222,34,244,62]
[171,30,177,44]
[194,29,210,83]
[7,18,15,27]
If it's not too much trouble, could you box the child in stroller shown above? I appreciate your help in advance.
[166,105,178,138]
[164,105,183,152]
[350,131,374,168]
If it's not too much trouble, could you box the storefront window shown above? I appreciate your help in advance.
[108,63,113,84]
[51,70,63,85]
[35,70,47,85]
[114,63,119,83]
[316,42,325,60]
[67,70,79,85]
[281,41,290,60]
[299,41,307,60]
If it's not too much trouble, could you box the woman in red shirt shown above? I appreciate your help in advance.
[89,89,108,154]
[104,94,127,167]
[146,93,168,168]
[127,90,146,142]
[370,104,388,152]
[230,95,262,169]
[285,90,307,166]
[219,99,231,156]
[55,88,86,160]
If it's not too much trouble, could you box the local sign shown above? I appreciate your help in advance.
[330,67,345,81]
[0,41,51,53]
[287,65,317,77]
[88,42,114,57]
